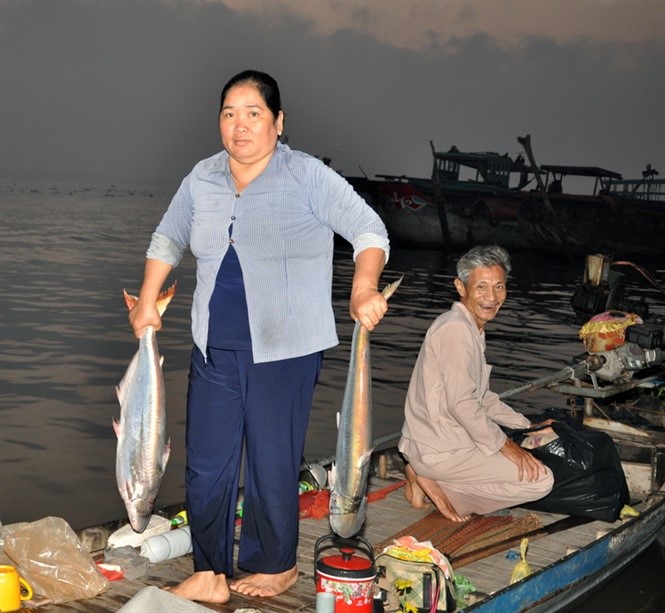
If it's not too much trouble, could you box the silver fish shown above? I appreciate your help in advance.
[329,277,402,538]
[114,283,176,533]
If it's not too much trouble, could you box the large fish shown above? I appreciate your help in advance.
[329,277,402,538]
[114,283,176,533]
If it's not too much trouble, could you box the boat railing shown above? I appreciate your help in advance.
[607,178,665,202]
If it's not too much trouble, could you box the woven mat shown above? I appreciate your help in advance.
[374,511,542,560]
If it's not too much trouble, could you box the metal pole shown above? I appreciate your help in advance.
[498,361,591,400]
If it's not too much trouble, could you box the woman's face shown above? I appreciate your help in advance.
[219,84,284,166]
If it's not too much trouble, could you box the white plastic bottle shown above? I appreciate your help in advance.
[140,526,192,563]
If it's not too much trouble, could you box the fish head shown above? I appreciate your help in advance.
[328,493,367,538]
[125,495,155,533]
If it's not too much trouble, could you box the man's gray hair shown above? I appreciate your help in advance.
[456,244,511,284]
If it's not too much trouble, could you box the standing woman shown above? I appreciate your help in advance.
[128,70,390,604]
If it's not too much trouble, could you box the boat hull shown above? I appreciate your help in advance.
[516,193,665,258]
[349,173,665,257]
[464,490,665,612]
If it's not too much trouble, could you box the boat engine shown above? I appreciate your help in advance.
[590,343,663,382]
[570,254,652,324]
[572,253,665,382]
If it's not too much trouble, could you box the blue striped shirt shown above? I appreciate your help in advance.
[146,143,389,363]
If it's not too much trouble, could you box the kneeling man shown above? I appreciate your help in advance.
[399,245,554,522]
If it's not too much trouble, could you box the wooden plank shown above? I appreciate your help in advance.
[22,473,649,612]
[450,515,590,568]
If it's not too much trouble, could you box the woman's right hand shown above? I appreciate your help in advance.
[128,258,174,338]
[128,299,162,339]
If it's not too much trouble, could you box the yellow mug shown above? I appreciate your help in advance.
[0,565,33,612]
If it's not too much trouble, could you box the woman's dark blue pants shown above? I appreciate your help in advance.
[184,346,322,577]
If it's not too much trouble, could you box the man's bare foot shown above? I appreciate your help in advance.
[404,463,432,509]
[405,465,470,522]
[167,570,230,604]
[229,566,298,598]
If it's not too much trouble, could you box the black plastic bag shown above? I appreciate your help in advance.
[509,421,629,522]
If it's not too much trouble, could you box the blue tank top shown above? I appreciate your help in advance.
[207,237,252,350]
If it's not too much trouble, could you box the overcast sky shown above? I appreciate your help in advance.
[1,0,664,192]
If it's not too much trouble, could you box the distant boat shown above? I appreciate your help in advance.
[345,173,444,248]
[512,134,665,258]
[348,139,665,257]
[430,142,536,250]
[434,136,665,256]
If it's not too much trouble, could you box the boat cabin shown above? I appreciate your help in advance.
[533,164,665,203]
[430,142,539,191]
[539,165,622,196]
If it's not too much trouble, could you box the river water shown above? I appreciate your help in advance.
[1,185,663,610]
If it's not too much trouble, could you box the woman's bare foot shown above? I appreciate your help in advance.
[404,463,432,509]
[405,464,470,522]
[229,566,298,597]
[167,570,230,604]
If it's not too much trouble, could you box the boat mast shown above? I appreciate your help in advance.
[518,134,570,253]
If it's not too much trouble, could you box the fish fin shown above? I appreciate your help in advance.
[155,282,177,317]
[115,384,124,404]
[123,288,138,311]
[328,463,336,488]
[113,417,121,437]
[356,448,375,469]
[162,439,171,467]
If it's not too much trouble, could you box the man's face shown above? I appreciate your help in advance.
[454,265,507,330]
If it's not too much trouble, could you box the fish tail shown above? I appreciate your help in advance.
[123,281,177,316]
[381,276,404,301]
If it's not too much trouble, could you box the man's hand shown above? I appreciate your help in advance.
[500,437,548,482]
[532,418,555,429]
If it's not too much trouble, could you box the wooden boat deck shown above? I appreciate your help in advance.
[25,467,644,613]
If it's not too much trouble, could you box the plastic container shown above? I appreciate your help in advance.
[315,534,376,613]
[316,591,335,613]
[625,322,664,349]
[140,526,192,563]
[170,510,188,527]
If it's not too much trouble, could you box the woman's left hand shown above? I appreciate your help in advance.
[350,287,388,331]
[349,247,388,331]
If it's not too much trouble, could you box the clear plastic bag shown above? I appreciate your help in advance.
[2,516,109,604]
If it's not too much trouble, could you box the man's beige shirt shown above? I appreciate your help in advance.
[400,302,530,467]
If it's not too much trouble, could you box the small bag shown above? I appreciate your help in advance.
[375,550,456,613]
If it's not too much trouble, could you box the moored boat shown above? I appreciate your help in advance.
[354,139,665,256]
[19,428,664,612]
[430,143,536,250]
[18,363,664,611]
[431,136,665,257]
